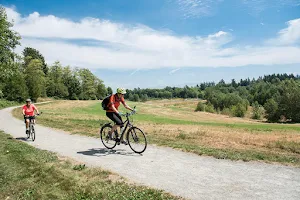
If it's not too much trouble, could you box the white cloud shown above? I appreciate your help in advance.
[267,18,300,45]
[5,7,300,69]
[174,0,223,19]
[129,69,140,76]
[242,0,300,15]
[169,68,181,74]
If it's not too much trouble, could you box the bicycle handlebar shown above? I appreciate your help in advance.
[24,111,43,117]
[120,106,136,117]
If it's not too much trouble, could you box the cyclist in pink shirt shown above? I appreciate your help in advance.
[22,99,40,135]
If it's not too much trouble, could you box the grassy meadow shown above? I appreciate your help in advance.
[0,130,180,200]
[12,99,300,167]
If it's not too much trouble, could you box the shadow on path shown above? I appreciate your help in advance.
[77,148,141,157]
[15,137,28,141]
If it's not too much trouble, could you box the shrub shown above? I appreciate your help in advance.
[231,103,246,117]
[140,94,148,102]
[264,98,279,122]
[195,101,205,111]
[251,101,265,120]
[206,103,215,113]
[132,94,140,102]
[221,108,231,116]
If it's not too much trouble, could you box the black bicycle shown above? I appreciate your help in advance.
[100,108,147,154]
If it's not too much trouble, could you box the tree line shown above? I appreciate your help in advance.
[126,74,300,123]
[0,7,108,102]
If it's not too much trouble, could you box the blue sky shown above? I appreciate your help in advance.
[2,0,300,90]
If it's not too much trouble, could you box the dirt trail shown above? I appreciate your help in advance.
[1,107,299,200]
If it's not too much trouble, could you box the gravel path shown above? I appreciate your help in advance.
[1,107,300,200]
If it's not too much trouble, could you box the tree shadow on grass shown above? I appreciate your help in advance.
[77,148,141,157]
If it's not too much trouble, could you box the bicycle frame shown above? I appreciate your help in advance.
[101,108,147,153]
[105,112,135,139]
[119,114,133,139]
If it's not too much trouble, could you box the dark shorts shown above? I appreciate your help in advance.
[106,112,123,127]
[24,116,35,123]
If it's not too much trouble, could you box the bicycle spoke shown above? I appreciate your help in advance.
[100,125,117,149]
[127,127,147,154]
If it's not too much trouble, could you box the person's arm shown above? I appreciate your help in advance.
[124,103,133,111]
[122,99,133,111]
[22,107,25,116]
[34,105,40,115]
[111,104,119,114]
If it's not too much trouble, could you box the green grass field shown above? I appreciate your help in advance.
[0,130,180,200]
[12,100,300,167]
[74,101,300,131]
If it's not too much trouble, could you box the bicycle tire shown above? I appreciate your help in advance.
[31,124,35,141]
[127,127,147,154]
[100,124,117,149]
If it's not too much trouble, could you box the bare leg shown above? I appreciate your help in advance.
[110,124,120,135]
[110,124,126,143]
[25,119,29,129]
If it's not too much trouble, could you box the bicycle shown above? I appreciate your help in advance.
[25,113,41,141]
[100,107,147,154]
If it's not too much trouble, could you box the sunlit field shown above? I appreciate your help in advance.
[0,131,180,200]
[12,99,300,166]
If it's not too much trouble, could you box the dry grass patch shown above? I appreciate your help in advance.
[141,123,300,155]
[140,100,257,124]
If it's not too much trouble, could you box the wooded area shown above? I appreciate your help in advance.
[0,7,108,102]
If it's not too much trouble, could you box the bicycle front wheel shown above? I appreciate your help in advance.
[31,125,35,141]
[127,127,147,154]
[100,124,117,149]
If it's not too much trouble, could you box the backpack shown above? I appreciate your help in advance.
[101,95,112,110]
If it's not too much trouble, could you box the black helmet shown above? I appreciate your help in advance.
[26,99,31,102]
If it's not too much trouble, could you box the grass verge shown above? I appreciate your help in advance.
[149,136,300,166]
[0,99,19,109]
[0,130,181,200]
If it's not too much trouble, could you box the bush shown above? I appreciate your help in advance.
[231,103,246,117]
[140,94,148,102]
[251,101,265,120]
[206,103,215,113]
[221,108,231,116]
[133,94,140,102]
[264,98,279,122]
[195,101,205,112]
[0,99,19,109]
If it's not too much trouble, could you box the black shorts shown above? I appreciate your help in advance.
[106,112,123,127]
[24,116,35,123]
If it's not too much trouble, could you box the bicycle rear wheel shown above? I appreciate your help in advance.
[31,124,35,141]
[127,127,147,154]
[100,124,117,149]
